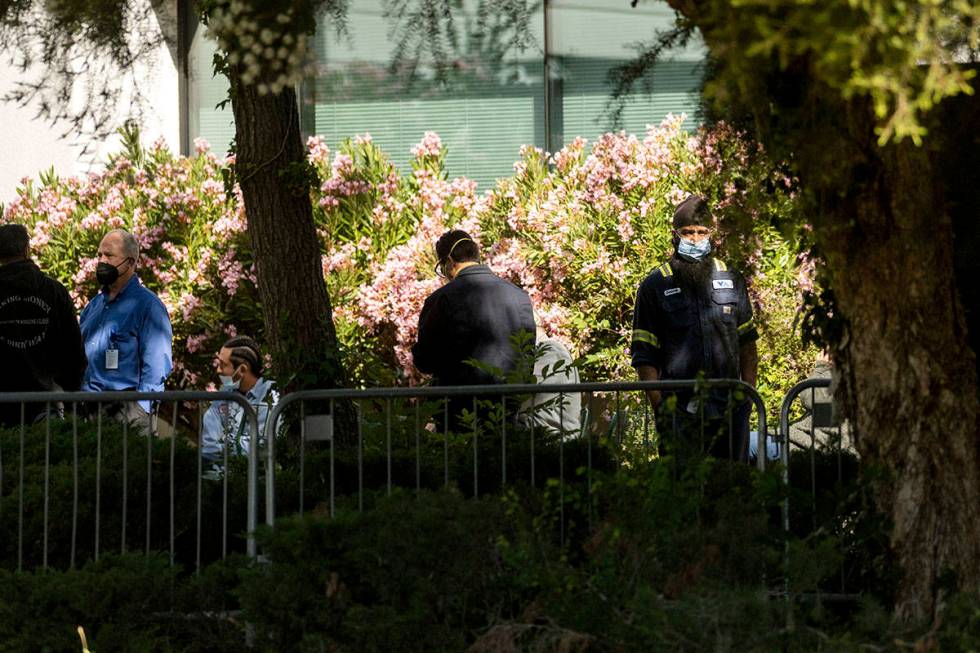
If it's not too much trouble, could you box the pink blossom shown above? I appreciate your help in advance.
[186,333,209,354]
[217,250,245,296]
[72,257,99,287]
[179,293,203,321]
[307,136,330,167]
[411,131,443,159]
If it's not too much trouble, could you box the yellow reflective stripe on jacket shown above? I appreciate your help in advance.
[632,329,659,347]
[713,259,727,272]
[737,319,754,334]
[658,262,673,277]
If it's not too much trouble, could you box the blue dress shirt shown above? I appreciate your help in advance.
[79,275,173,411]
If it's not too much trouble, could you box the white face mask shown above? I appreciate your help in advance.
[218,374,240,391]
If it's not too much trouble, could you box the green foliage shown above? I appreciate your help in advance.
[1,427,973,651]
[0,417,252,571]
[0,554,179,652]
[239,490,527,651]
[684,0,979,145]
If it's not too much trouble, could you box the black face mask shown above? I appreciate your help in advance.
[96,259,129,286]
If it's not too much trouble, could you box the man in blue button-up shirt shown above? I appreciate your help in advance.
[79,229,173,429]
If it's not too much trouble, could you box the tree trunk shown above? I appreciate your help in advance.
[817,136,980,622]
[229,77,353,411]
[660,0,980,620]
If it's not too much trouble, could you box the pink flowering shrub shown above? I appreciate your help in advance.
[2,117,814,411]
[2,131,262,390]
[312,117,815,411]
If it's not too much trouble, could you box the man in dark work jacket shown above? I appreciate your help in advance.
[0,224,87,427]
[412,230,535,432]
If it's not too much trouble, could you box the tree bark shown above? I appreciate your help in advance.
[229,77,350,398]
[659,0,980,622]
[818,136,980,622]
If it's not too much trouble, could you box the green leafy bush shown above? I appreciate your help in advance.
[4,119,815,414]
[0,418,251,571]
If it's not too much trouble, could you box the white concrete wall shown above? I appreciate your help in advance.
[0,0,181,204]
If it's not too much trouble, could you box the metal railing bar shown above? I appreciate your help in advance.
[643,399,650,449]
[587,396,593,532]
[17,405,24,571]
[615,391,622,447]
[559,396,565,549]
[222,413,229,559]
[443,400,448,489]
[195,406,202,573]
[147,416,153,558]
[386,398,392,497]
[500,397,506,487]
[95,408,101,563]
[121,417,128,555]
[809,387,817,532]
[778,377,834,619]
[43,404,50,570]
[728,393,734,461]
[530,417,536,488]
[71,404,78,568]
[259,379,761,403]
[472,396,477,499]
[170,400,178,567]
[415,402,421,498]
[299,401,305,516]
[358,401,363,512]
[245,395,259,558]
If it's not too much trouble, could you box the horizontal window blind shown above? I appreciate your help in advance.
[557,57,702,142]
[186,18,235,155]
[182,0,706,180]
[548,0,704,146]
[308,1,545,190]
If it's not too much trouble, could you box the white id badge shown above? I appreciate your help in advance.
[105,348,119,370]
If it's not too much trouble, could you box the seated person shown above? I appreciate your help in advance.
[518,318,582,439]
[201,336,277,466]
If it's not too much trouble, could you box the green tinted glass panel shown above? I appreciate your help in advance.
[183,0,706,171]
[186,19,235,155]
[548,0,705,145]
[307,0,545,190]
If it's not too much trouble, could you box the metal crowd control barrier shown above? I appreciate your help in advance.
[779,378,859,601]
[0,391,260,571]
[263,380,767,529]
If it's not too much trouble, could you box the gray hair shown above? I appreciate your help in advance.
[105,228,140,260]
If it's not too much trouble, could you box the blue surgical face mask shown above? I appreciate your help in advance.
[677,237,712,260]
[219,365,245,392]
[218,374,240,391]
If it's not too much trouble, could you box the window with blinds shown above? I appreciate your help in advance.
[548,0,704,145]
[308,1,545,190]
[186,16,235,156]
[183,0,704,183]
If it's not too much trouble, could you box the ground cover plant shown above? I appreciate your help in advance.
[2,449,977,652]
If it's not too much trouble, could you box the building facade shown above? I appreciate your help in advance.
[1,0,703,200]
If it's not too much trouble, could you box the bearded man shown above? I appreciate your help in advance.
[630,195,759,461]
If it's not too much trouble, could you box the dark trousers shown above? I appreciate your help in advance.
[655,400,751,464]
